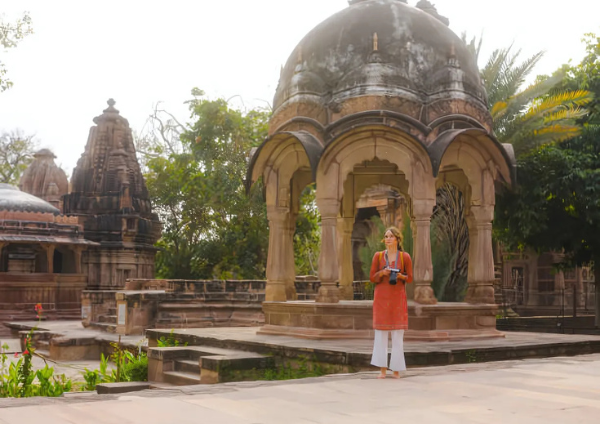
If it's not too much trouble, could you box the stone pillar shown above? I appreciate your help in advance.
[465,205,496,304]
[317,198,340,303]
[73,247,83,274]
[46,244,56,274]
[337,217,355,300]
[412,199,437,305]
[265,207,294,302]
[283,213,298,301]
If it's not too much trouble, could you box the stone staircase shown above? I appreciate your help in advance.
[87,307,117,333]
[148,345,275,385]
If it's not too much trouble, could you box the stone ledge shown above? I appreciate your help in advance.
[96,382,151,395]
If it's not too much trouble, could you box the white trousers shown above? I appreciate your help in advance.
[371,329,406,371]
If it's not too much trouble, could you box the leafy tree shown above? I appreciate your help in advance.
[0,12,33,92]
[144,89,270,279]
[0,130,37,184]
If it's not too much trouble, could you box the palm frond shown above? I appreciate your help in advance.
[543,107,589,124]
[522,90,592,121]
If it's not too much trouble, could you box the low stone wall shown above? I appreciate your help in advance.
[83,278,321,335]
[0,273,86,337]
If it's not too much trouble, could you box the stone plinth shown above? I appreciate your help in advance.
[259,300,503,341]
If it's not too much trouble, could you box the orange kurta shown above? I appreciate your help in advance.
[370,250,414,330]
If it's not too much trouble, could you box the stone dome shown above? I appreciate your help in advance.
[273,0,485,113]
[0,183,60,215]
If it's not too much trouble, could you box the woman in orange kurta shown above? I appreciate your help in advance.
[370,226,413,379]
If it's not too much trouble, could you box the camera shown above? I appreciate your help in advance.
[388,268,401,285]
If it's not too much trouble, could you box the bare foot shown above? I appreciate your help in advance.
[377,373,386,379]
[392,371,401,379]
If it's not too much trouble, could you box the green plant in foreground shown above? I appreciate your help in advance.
[0,303,73,398]
[81,342,148,391]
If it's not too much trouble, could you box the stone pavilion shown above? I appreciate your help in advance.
[0,184,96,335]
[247,0,516,339]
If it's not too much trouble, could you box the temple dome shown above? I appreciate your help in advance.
[273,0,485,113]
[0,183,60,215]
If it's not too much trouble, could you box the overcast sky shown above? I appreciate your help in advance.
[1,0,598,176]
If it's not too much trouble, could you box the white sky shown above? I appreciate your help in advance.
[0,0,598,176]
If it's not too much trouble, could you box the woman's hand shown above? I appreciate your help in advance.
[381,268,391,277]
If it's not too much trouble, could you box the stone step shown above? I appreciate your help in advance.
[88,322,117,333]
[98,315,117,324]
[175,359,200,374]
[163,370,201,386]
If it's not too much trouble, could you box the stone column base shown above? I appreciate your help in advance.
[465,282,495,304]
[414,285,438,305]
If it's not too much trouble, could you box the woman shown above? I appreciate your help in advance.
[369,226,413,379]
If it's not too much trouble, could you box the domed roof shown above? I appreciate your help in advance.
[273,0,485,112]
[0,183,60,215]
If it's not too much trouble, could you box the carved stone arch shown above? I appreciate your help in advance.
[435,130,513,208]
[430,129,515,187]
[317,126,435,203]
[247,131,323,192]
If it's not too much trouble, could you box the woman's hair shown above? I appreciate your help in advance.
[382,226,403,251]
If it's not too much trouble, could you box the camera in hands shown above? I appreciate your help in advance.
[387,267,402,285]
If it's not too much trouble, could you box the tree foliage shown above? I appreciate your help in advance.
[0,12,33,92]
[142,90,319,280]
[0,130,37,184]
[496,126,600,265]
[143,90,270,279]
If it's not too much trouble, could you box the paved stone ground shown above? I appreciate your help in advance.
[152,326,600,354]
[1,354,600,423]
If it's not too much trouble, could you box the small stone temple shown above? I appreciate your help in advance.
[248,0,516,339]
[63,100,162,289]
[0,183,96,335]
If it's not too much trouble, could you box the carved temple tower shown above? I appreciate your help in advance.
[19,149,69,211]
[63,99,161,289]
